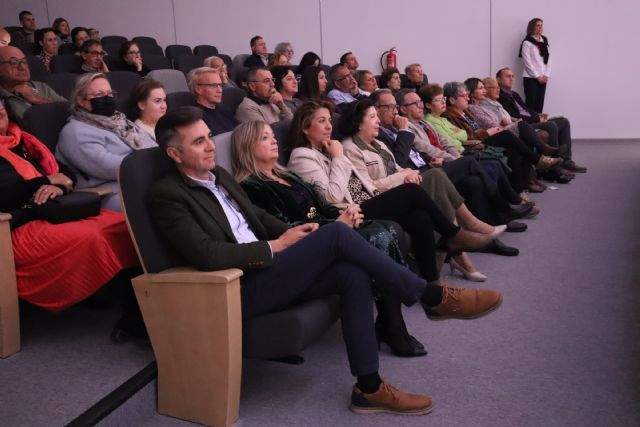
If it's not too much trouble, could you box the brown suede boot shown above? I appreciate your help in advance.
[424,285,502,320]
[350,380,433,415]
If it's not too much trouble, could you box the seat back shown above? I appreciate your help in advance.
[165,44,192,65]
[212,131,233,172]
[43,73,79,99]
[146,69,188,94]
[11,42,38,55]
[101,35,128,46]
[217,53,233,69]
[143,54,171,71]
[232,54,249,70]
[166,91,196,112]
[26,54,49,82]
[139,44,164,56]
[132,36,158,47]
[58,43,77,55]
[194,45,218,58]
[220,86,246,115]
[106,70,141,98]
[174,54,203,75]
[50,54,83,74]
[271,119,292,165]
[119,148,177,274]
[22,102,71,152]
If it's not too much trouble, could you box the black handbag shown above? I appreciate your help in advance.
[32,191,101,224]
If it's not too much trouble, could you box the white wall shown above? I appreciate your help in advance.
[2,0,639,138]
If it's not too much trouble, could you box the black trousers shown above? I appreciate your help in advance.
[523,77,547,113]
[531,117,573,160]
[360,183,459,282]
[241,222,427,376]
[484,131,537,192]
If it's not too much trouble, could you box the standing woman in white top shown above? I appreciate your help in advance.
[519,18,550,113]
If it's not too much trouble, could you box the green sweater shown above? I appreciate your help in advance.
[424,114,466,153]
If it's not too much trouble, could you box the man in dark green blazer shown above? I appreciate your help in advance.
[148,107,501,416]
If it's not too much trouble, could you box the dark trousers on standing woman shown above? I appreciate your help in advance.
[523,77,547,114]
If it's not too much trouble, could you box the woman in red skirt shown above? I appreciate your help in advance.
[0,100,143,341]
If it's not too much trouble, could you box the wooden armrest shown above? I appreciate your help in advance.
[148,267,243,284]
[0,211,20,358]
[76,187,112,196]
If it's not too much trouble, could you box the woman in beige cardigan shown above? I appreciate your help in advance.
[287,100,505,282]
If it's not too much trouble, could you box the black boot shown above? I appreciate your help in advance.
[375,296,427,357]
[105,268,148,343]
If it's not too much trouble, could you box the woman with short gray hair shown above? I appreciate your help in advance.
[57,73,156,211]
[273,41,294,64]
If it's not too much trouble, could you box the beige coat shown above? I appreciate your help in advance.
[342,137,407,193]
[287,146,376,204]
[235,96,293,124]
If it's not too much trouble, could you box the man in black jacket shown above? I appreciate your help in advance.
[496,67,586,173]
[243,35,268,68]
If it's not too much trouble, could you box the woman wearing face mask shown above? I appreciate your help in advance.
[56,73,156,211]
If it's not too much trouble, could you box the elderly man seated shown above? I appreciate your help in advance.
[402,63,429,91]
[189,66,237,135]
[356,70,378,96]
[235,66,293,124]
[0,46,67,126]
[244,35,269,68]
[203,56,238,88]
[80,39,109,73]
[327,64,367,109]
[496,67,586,173]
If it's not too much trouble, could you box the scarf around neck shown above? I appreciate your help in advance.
[519,35,549,64]
[352,134,397,176]
[72,108,150,150]
[0,122,59,179]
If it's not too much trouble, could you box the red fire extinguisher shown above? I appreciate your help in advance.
[380,47,397,71]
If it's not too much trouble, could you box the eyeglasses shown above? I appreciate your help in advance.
[431,97,446,104]
[404,100,423,108]
[86,50,106,57]
[85,90,117,99]
[250,78,276,84]
[377,104,399,111]
[335,74,352,82]
[198,83,224,89]
[127,50,141,55]
[455,92,469,99]
[0,58,28,67]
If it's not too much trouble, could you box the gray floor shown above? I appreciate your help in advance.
[2,140,640,427]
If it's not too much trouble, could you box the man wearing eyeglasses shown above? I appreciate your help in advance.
[0,46,66,126]
[80,39,109,73]
[327,64,367,110]
[235,66,293,124]
[189,67,238,135]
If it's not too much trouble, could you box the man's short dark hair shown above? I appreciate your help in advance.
[394,88,415,107]
[339,52,352,65]
[156,106,204,153]
[19,11,33,22]
[369,89,393,106]
[496,67,510,79]
[250,35,263,47]
[81,39,101,53]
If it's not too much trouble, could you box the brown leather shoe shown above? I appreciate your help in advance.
[424,285,503,320]
[535,155,562,171]
[350,380,433,415]
[525,205,541,218]
[563,160,587,173]
[442,229,494,254]
[542,144,560,157]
